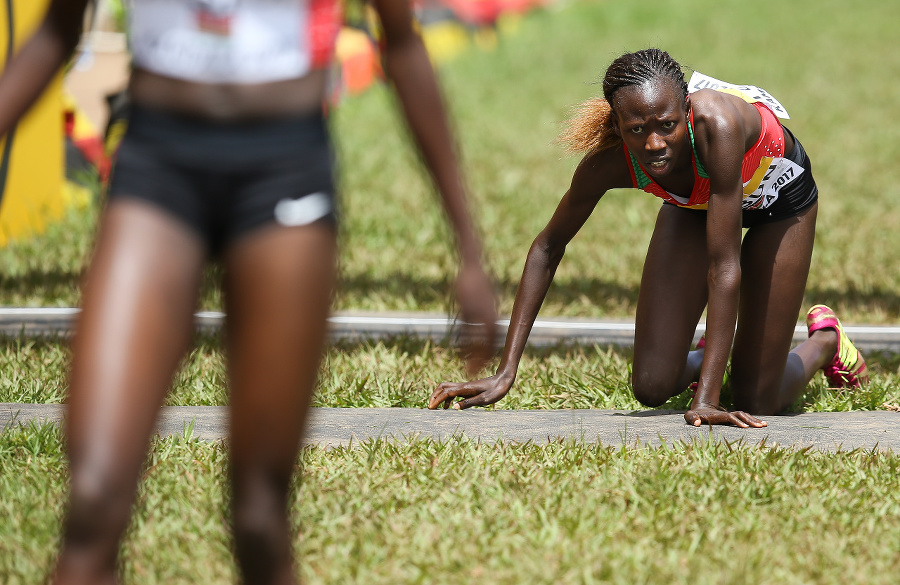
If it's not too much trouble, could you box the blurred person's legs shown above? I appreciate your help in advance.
[52,99,338,583]
[224,223,337,585]
[52,200,206,585]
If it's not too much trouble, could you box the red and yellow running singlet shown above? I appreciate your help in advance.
[624,73,805,211]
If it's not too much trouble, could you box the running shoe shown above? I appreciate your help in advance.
[806,304,869,388]
[694,334,706,351]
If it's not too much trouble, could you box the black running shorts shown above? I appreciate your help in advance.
[108,104,337,255]
[739,125,818,228]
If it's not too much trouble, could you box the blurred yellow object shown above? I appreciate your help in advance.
[422,20,470,64]
[62,179,92,210]
[63,90,98,141]
[335,26,372,61]
[472,27,498,51]
[0,0,65,247]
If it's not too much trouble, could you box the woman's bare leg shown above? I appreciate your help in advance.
[222,223,337,585]
[632,205,710,406]
[731,202,835,414]
[53,200,206,585]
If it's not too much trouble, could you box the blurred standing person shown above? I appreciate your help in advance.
[0,1,497,583]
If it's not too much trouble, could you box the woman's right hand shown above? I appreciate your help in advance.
[428,373,513,410]
[684,405,767,428]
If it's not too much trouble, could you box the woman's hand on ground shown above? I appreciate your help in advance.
[429,374,512,410]
[684,406,767,428]
[454,263,498,376]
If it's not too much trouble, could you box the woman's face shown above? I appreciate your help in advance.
[612,80,690,180]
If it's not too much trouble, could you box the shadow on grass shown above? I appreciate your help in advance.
[0,335,73,350]
[5,266,900,322]
[336,271,643,315]
[803,285,900,321]
[0,265,226,308]
[0,269,85,304]
[336,272,900,320]
[616,410,685,417]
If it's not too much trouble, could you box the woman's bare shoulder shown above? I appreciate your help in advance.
[689,90,749,127]
[689,90,760,138]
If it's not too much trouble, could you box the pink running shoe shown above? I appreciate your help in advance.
[806,304,869,388]
[694,335,706,350]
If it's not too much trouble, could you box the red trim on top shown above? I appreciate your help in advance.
[686,108,711,204]
[623,144,638,186]
[308,0,342,69]
[740,102,786,182]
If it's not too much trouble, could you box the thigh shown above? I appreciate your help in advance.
[223,223,337,479]
[67,198,206,495]
[632,205,710,399]
[732,202,817,412]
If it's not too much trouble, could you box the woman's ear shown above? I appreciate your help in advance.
[684,94,692,117]
[611,112,621,138]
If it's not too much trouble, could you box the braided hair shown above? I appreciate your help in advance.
[558,49,688,155]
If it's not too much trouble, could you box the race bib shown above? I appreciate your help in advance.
[688,71,791,120]
[742,156,805,210]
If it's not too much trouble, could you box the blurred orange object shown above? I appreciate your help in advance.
[335,27,382,95]
[63,91,109,181]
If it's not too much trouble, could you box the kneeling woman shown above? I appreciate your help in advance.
[431,48,867,426]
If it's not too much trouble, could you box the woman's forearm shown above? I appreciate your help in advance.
[496,235,564,379]
[692,264,741,408]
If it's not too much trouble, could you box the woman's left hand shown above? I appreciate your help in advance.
[684,406,767,428]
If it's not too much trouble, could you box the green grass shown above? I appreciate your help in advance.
[2,427,899,584]
[333,0,900,321]
[3,336,899,413]
[3,2,900,581]
[3,0,900,321]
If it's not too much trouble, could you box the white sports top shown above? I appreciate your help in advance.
[127,0,341,84]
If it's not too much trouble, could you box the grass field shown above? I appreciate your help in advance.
[2,428,900,585]
[3,0,900,582]
[3,0,900,321]
[3,336,900,413]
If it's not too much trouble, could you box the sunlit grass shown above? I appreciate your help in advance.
[2,427,899,584]
[4,336,899,413]
[2,2,899,583]
[2,0,900,322]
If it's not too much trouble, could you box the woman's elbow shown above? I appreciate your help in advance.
[707,260,741,292]
[531,233,566,267]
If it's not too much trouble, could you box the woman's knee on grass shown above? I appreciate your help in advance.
[631,367,682,407]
